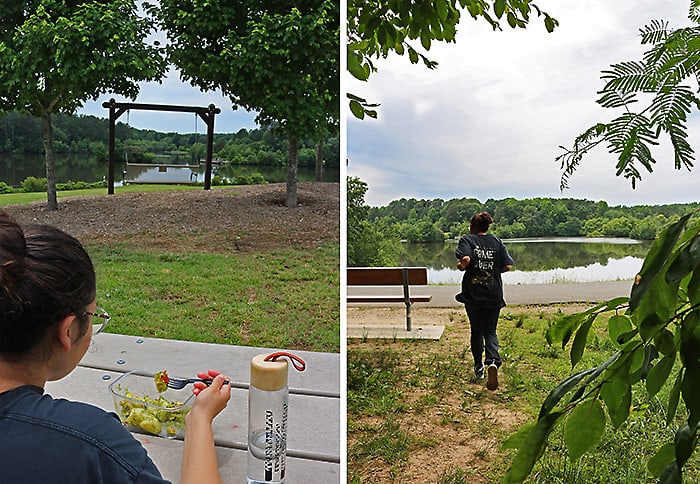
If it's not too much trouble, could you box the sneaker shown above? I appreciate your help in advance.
[486,363,499,391]
[474,366,484,379]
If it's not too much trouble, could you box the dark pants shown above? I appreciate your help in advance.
[464,304,502,371]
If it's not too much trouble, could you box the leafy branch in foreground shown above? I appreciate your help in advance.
[559,1,700,191]
[503,211,700,483]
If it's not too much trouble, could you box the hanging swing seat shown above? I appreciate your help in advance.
[123,163,201,184]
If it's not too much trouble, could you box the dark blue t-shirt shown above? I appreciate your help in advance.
[0,385,169,484]
[456,233,514,308]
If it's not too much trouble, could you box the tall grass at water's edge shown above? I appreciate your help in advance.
[347,308,700,483]
[90,242,340,353]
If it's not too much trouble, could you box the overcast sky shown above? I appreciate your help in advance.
[347,0,700,208]
[78,72,259,135]
[77,3,259,135]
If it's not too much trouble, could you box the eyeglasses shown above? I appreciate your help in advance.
[85,307,110,335]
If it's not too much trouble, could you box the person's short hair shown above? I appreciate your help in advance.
[0,210,96,356]
[470,212,494,233]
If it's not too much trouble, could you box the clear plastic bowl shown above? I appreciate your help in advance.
[109,371,195,439]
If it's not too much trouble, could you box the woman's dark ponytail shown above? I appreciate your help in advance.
[0,210,96,356]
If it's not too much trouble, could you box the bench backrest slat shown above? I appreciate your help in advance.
[347,267,429,286]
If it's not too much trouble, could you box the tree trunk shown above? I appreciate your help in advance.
[285,136,299,208]
[41,111,58,211]
[315,140,324,182]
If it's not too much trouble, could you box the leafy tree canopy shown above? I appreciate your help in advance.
[151,0,339,142]
[347,176,399,266]
[152,0,339,207]
[0,1,166,116]
[559,0,700,191]
[347,0,558,118]
[504,212,700,483]
[0,0,167,209]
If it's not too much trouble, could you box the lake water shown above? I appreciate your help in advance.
[0,153,340,185]
[122,163,339,184]
[399,237,653,285]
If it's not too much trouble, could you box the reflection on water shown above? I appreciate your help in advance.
[504,256,643,285]
[120,161,341,185]
[125,164,200,184]
[0,153,340,185]
[400,238,652,285]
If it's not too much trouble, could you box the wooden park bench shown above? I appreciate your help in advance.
[347,267,432,331]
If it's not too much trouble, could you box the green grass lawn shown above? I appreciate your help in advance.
[348,307,699,482]
[1,185,340,353]
[0,184,205,206]
[91,242,339,352]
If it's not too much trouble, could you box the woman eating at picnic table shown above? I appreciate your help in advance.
[0,210,231,483]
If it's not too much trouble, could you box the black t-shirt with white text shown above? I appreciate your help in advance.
[455,234,514,308]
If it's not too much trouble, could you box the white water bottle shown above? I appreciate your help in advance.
[247,352,305,484]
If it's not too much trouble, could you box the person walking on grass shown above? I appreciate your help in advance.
[455,212,514,391]
[0,210,231,484]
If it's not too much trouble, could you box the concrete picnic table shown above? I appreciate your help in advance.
[45,333,341,483]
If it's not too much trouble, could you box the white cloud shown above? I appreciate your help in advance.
[347,0,699,207]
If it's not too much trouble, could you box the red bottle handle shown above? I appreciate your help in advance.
[264,351,306,372]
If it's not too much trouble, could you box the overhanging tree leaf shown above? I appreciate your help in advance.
[655,328,677,356]
[647,354,676,397]
[659,460,682,484]
[649,442,677,478]
[538,367,597,419]
[601,379,632,429]
[630,213,692,312]
[564,399,606,461]
[674,422,698,470]
[667,368,684,426]
[502,411,564,484]
[570,314,595,368]
[608,314,635,347]
[538,350,621,419]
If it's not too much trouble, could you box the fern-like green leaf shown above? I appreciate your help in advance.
[557,124,606,190]
[691,0,700,24]
[598,89,637,109]
[640,19,671,45]
[601,61,657,94]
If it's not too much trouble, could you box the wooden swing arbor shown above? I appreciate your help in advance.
[103,98,221,194]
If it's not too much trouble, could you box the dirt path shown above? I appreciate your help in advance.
[347,302,606,483]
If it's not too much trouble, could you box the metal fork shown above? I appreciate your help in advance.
[166,377,231,390]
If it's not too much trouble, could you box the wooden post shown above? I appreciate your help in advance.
[402,268,412,332]
[107,99,116,195]
[202,104,217,190]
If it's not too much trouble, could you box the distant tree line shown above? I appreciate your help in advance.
[0,111,340,168]
[348,177,699,266]
[363,184,699,243]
